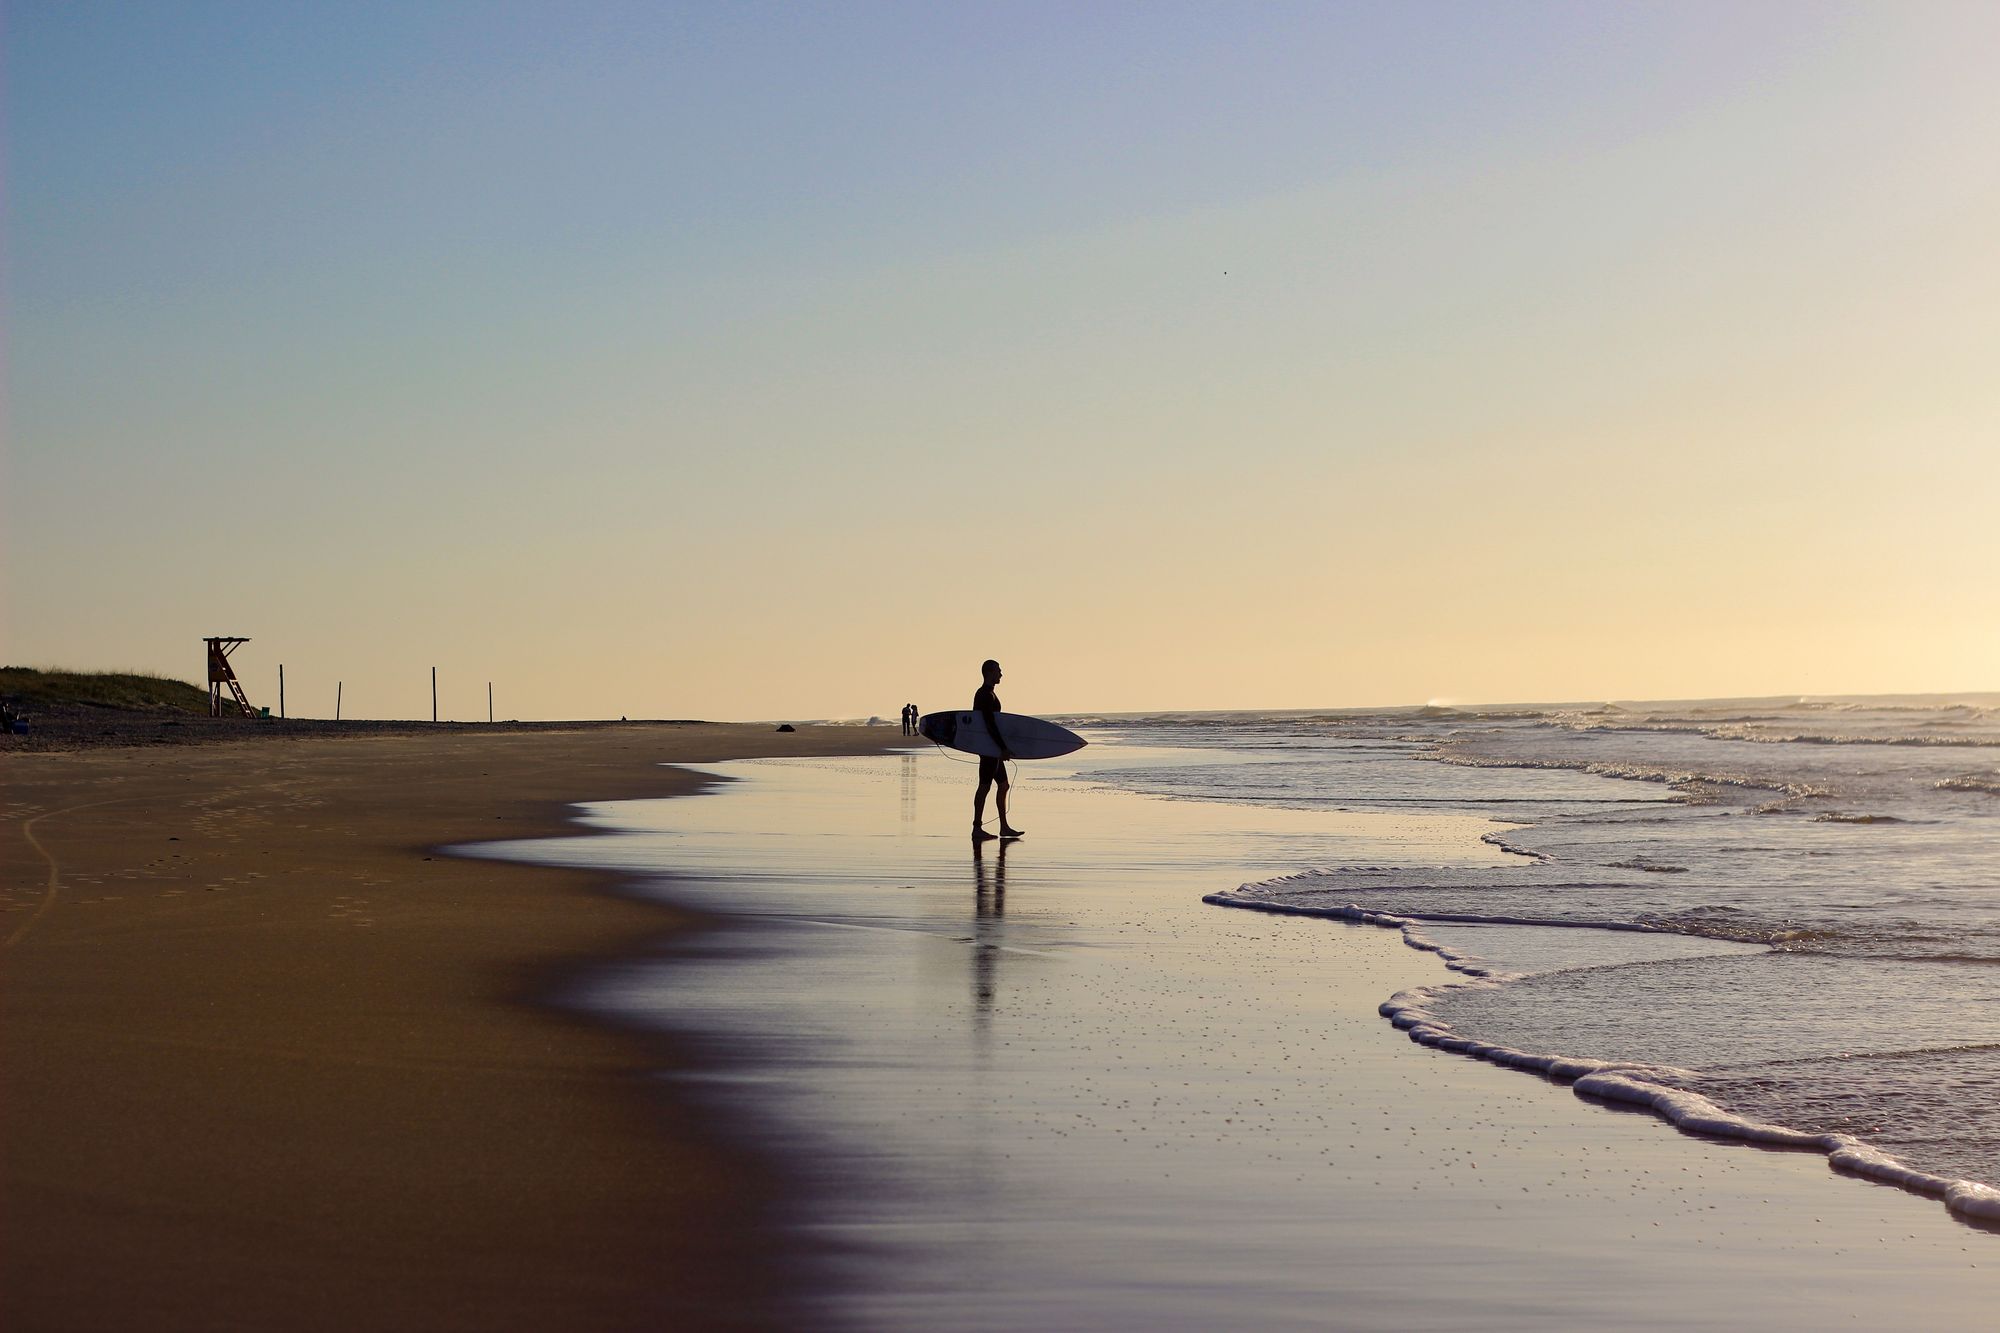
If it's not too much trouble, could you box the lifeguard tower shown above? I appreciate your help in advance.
[205,637,256,718]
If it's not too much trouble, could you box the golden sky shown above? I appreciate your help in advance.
[6,4,1996,718]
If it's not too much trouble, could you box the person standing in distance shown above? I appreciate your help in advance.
[972,659,1024,842]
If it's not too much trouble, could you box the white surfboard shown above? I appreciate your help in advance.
[918,710,1086,760]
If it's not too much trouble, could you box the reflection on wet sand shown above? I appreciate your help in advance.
[971,837,1007,1032]
[477,751,1997,1330]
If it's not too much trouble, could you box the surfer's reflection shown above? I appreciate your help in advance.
[971,837,1007,1029]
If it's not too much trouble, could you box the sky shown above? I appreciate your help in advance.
[5,1,1997,720]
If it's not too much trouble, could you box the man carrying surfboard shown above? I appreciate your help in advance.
[972,659,1024,842]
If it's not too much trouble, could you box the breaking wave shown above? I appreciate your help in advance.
[1078,693,2000,1230]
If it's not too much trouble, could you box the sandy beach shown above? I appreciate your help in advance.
[6,727,1994,1330]
[15,3,1997,1326]
[1,723,894,1331]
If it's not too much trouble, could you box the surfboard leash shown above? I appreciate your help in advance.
[922,738,1021,829]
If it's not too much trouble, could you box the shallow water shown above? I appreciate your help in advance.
[465,743,1996,1327]
[1093,696,2000,1199]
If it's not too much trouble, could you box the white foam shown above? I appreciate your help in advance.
[1203,886,2000,1227]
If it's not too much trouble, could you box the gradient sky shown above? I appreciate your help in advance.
[6,1,1997,720]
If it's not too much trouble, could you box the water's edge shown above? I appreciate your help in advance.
[1203,889,2000,1226]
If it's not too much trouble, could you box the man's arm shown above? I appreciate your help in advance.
[977,693,1011,760]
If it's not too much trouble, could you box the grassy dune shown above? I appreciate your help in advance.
[0,667,211,713]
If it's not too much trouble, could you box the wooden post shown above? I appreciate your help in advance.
[488,682,493,724]
[336,681,343,721]
[432,667,438,723]
[279,665,285,719]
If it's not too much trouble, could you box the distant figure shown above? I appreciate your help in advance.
[971,659,1024,842]
[908,702,919,736]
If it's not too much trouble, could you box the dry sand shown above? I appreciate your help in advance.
[1,723,894,1331]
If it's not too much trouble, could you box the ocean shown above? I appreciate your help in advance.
[1066,694,2000,1218]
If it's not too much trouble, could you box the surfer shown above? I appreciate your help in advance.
[972,659,1024,842]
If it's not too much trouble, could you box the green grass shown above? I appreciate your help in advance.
[0,667,213,713]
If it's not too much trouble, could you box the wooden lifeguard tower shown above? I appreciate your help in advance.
[205,637,256,718]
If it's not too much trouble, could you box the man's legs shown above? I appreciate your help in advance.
[975,757,1023,839]
[973,762,997,841]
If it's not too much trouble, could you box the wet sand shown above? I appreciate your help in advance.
[478,750,1997,1329]
[0,724,894,1331]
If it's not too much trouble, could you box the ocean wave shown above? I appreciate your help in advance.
[1480,832,1544,860]
[1702,728,1994,748]
[1228,867,1834,949]
[1231,867,1727,938]
[1530,707,2000,749]
[1794,701,1999,717]
[1200,889,2000,1224]
[1715,1040,2000,1070]
[1088,697,1999,1225]
[1865,953,2000,967]
[1432,749,1828,801]
[1409,705,1553,722]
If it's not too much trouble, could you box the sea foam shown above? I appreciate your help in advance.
[1201,887,2000,1224]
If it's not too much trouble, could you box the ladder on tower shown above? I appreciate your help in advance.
[205,637,255,718]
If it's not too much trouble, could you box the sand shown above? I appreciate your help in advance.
[7,730,1993,1330]
[1,723,894,1331]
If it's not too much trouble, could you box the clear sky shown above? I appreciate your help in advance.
[5,1,1996,720]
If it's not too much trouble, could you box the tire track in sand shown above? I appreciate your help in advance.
[6,800,127,949]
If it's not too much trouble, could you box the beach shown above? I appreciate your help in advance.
[15,2,1998,1325]
[0,722,894,1331]
[5,723,1994,1330]
[475,745,1996,1328]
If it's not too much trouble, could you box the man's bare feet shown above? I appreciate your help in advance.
[972,827,999,842]
[1000,827,1025,839]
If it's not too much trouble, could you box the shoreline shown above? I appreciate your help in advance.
[1203,891,2000,1227]
[10,727,1993,1327]
[1,723,899,1330]
[485,750,1998,1328]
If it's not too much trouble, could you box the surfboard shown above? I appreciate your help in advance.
[918,710,1087,760]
